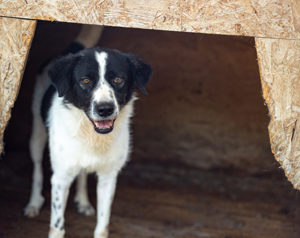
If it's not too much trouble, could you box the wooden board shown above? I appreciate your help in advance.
[0,0,299,40]
[256,38,300,189]
[0,17,36,153]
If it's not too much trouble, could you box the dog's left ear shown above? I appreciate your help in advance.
[127,54,152,95]
[48,54,79,97]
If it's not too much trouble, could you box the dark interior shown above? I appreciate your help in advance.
[1,21,300,238]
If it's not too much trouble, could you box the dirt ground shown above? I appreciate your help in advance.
[1,155,300,238]
[1,22,300,238]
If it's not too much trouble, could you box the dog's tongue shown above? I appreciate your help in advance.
[94,120,114,129]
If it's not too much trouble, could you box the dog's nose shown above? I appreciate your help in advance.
[96,103,115,117]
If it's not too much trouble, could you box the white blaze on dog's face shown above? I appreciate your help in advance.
[89,52,120,133]
[48,47,152,134]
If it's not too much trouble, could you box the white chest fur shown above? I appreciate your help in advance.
[47,94,134,174]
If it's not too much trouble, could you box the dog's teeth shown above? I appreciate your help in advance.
[94,120,113,129]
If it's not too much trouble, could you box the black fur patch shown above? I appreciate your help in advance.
[52,202,57,212]
[41,85,56,124]
[54,217,61,228]
[40,41,85,122]
[62,42,84,55]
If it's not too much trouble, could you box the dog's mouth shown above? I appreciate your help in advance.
[92,119,115,134]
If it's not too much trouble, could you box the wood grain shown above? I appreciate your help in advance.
[0,0,299,39]
[0,17,36,153]
[256,38,300,189]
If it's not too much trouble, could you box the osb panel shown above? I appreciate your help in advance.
[0,0,299,39]
[256,38,300,189]
[0,17,36,153]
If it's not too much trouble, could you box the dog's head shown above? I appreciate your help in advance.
[48,47,152,134]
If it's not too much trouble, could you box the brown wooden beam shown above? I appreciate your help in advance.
[0,0,299,40]
[256,38,300,189]
[0,17,36,153]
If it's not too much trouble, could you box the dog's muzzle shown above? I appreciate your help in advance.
[91,102,116,134]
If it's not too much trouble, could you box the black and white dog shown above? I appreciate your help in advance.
[24,25,152,238]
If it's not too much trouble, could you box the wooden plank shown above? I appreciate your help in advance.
[256,38,300,189]
[0,17,36,153]
[0,0,299,39]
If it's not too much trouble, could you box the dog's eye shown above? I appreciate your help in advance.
[81,77,90,84]
[113,77,123,84]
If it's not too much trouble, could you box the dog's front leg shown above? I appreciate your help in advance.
[49,172,77,238]
[94,172,118,238]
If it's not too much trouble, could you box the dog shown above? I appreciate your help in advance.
[24,25,152,238]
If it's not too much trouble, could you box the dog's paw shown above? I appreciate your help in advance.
[49,226,65,238]
[24,205,41,218]
[76,203,95,216]
[94,229,109,238]
[24,197,45,218]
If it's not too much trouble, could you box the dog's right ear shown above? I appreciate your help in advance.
[127,54,152,95]
[48,54,79,97]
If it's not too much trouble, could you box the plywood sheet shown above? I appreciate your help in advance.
[0,0,299,39]
[0,17,36,153]
[256,38,300,189]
